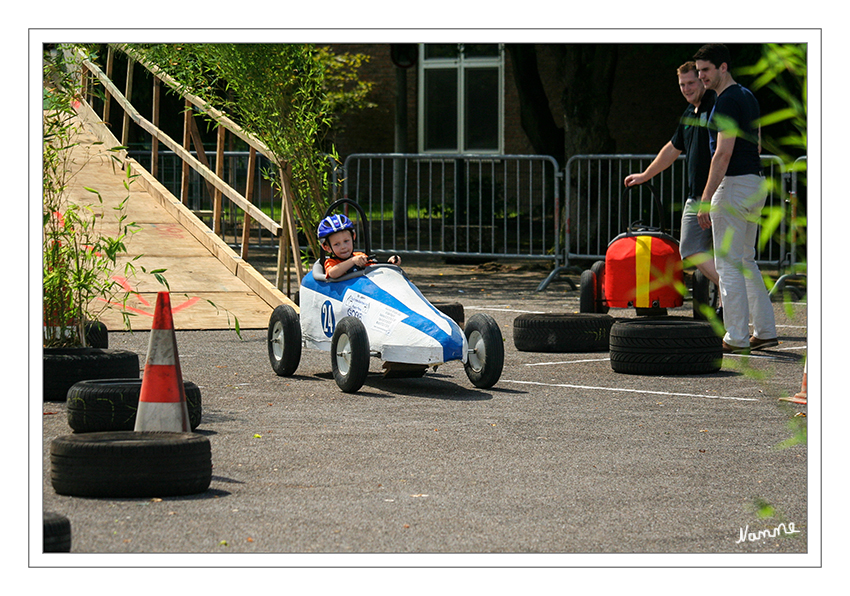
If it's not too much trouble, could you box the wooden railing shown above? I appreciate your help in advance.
[72,44,306,291]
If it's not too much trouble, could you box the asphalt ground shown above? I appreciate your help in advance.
[38,258,811,566]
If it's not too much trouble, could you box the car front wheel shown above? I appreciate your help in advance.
[331,316,371,393]
[464,313,504,389]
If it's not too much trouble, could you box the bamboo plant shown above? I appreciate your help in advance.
[42,46,166,347]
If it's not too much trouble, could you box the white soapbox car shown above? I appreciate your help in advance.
[267,200,504,393]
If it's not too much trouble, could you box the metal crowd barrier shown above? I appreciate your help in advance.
[564,153,786,263]
[340,153,563,265]
[537,153,794,291]
[137,149,806,295]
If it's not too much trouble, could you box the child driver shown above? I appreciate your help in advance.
[318,214,401,279]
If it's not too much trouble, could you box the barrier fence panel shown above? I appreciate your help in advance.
[563,153,788,267]
[788,156,807,271]
[341,154,562,265]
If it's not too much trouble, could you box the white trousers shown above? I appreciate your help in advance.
[710,174,777,348]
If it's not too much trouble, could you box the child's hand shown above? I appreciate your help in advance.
[388,255,401,265]
[352,254,370,267]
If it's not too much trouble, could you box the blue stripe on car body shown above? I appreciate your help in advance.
[301,269,463,362]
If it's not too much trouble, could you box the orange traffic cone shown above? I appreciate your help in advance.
[780,359,807,405]
[134,292,191,432]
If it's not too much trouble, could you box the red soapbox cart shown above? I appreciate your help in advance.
[580,183,713,318]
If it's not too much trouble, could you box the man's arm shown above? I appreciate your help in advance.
[697,131,735,229]
[624,142,681,187]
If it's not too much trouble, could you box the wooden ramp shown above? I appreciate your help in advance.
[66,110,295,331]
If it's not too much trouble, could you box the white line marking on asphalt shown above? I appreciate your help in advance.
[525,348,805,365]
[502,379,759,401]
[467,306,545,314]
[526,357,611,366]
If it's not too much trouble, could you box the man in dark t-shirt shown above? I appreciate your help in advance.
[671,86,715,198]
[706,84,762,176]
[694,43,777,354]
[624,61,719,292]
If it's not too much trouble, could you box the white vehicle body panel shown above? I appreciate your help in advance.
[300,263,467,366]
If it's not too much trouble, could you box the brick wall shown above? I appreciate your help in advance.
[327,44,691,163]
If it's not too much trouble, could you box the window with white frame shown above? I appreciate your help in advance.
[418,43,504,154]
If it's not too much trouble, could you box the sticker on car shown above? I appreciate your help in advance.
[321,300,336,337]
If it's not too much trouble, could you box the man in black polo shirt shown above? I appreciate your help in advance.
[624,61,719,297]
[695,43,777,354]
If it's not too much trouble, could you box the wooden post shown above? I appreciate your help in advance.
[213,124,225,235]
[103,46,113,125]
[241,147,257,260]
[276,162,304,291]
[180,99,191,205]
[79,62,89,105]
[121,59,134,148]
[151,76,160,177]
[278,208,291,295]
[188,114,216,202]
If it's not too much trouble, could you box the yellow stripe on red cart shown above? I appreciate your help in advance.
[634,236,652,308]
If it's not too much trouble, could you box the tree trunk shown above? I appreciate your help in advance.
[507,44,618,166]
[561,45,619,160]
[506,44,565,166]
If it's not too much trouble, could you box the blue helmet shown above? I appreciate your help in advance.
[317,214,355,240]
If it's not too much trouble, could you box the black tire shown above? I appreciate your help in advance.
[43,348,140,402]
[67,379,202,433]
[513,313,615,353]
[331,316,371,393]
[43,511,71,552]
[692,270,718,320]
[431,301,465,326]
[609,317,722,375]
[464,313,504,389]
[268,304,302,377]
[579,269,597,313]
[50,431,212,498]
[590,260,609,313]
[84,321,108,348]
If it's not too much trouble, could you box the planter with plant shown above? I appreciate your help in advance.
[42,46,167,401]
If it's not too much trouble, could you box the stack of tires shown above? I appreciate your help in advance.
[48,364,211,501]
[513,312,722,376]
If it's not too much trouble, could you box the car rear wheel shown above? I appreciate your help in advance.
[579,261,608,314]
[579,269,597,313]
[464,313,504,389]
[331,316,371,393]
[268,304,302,377]
[431,301,465,326]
